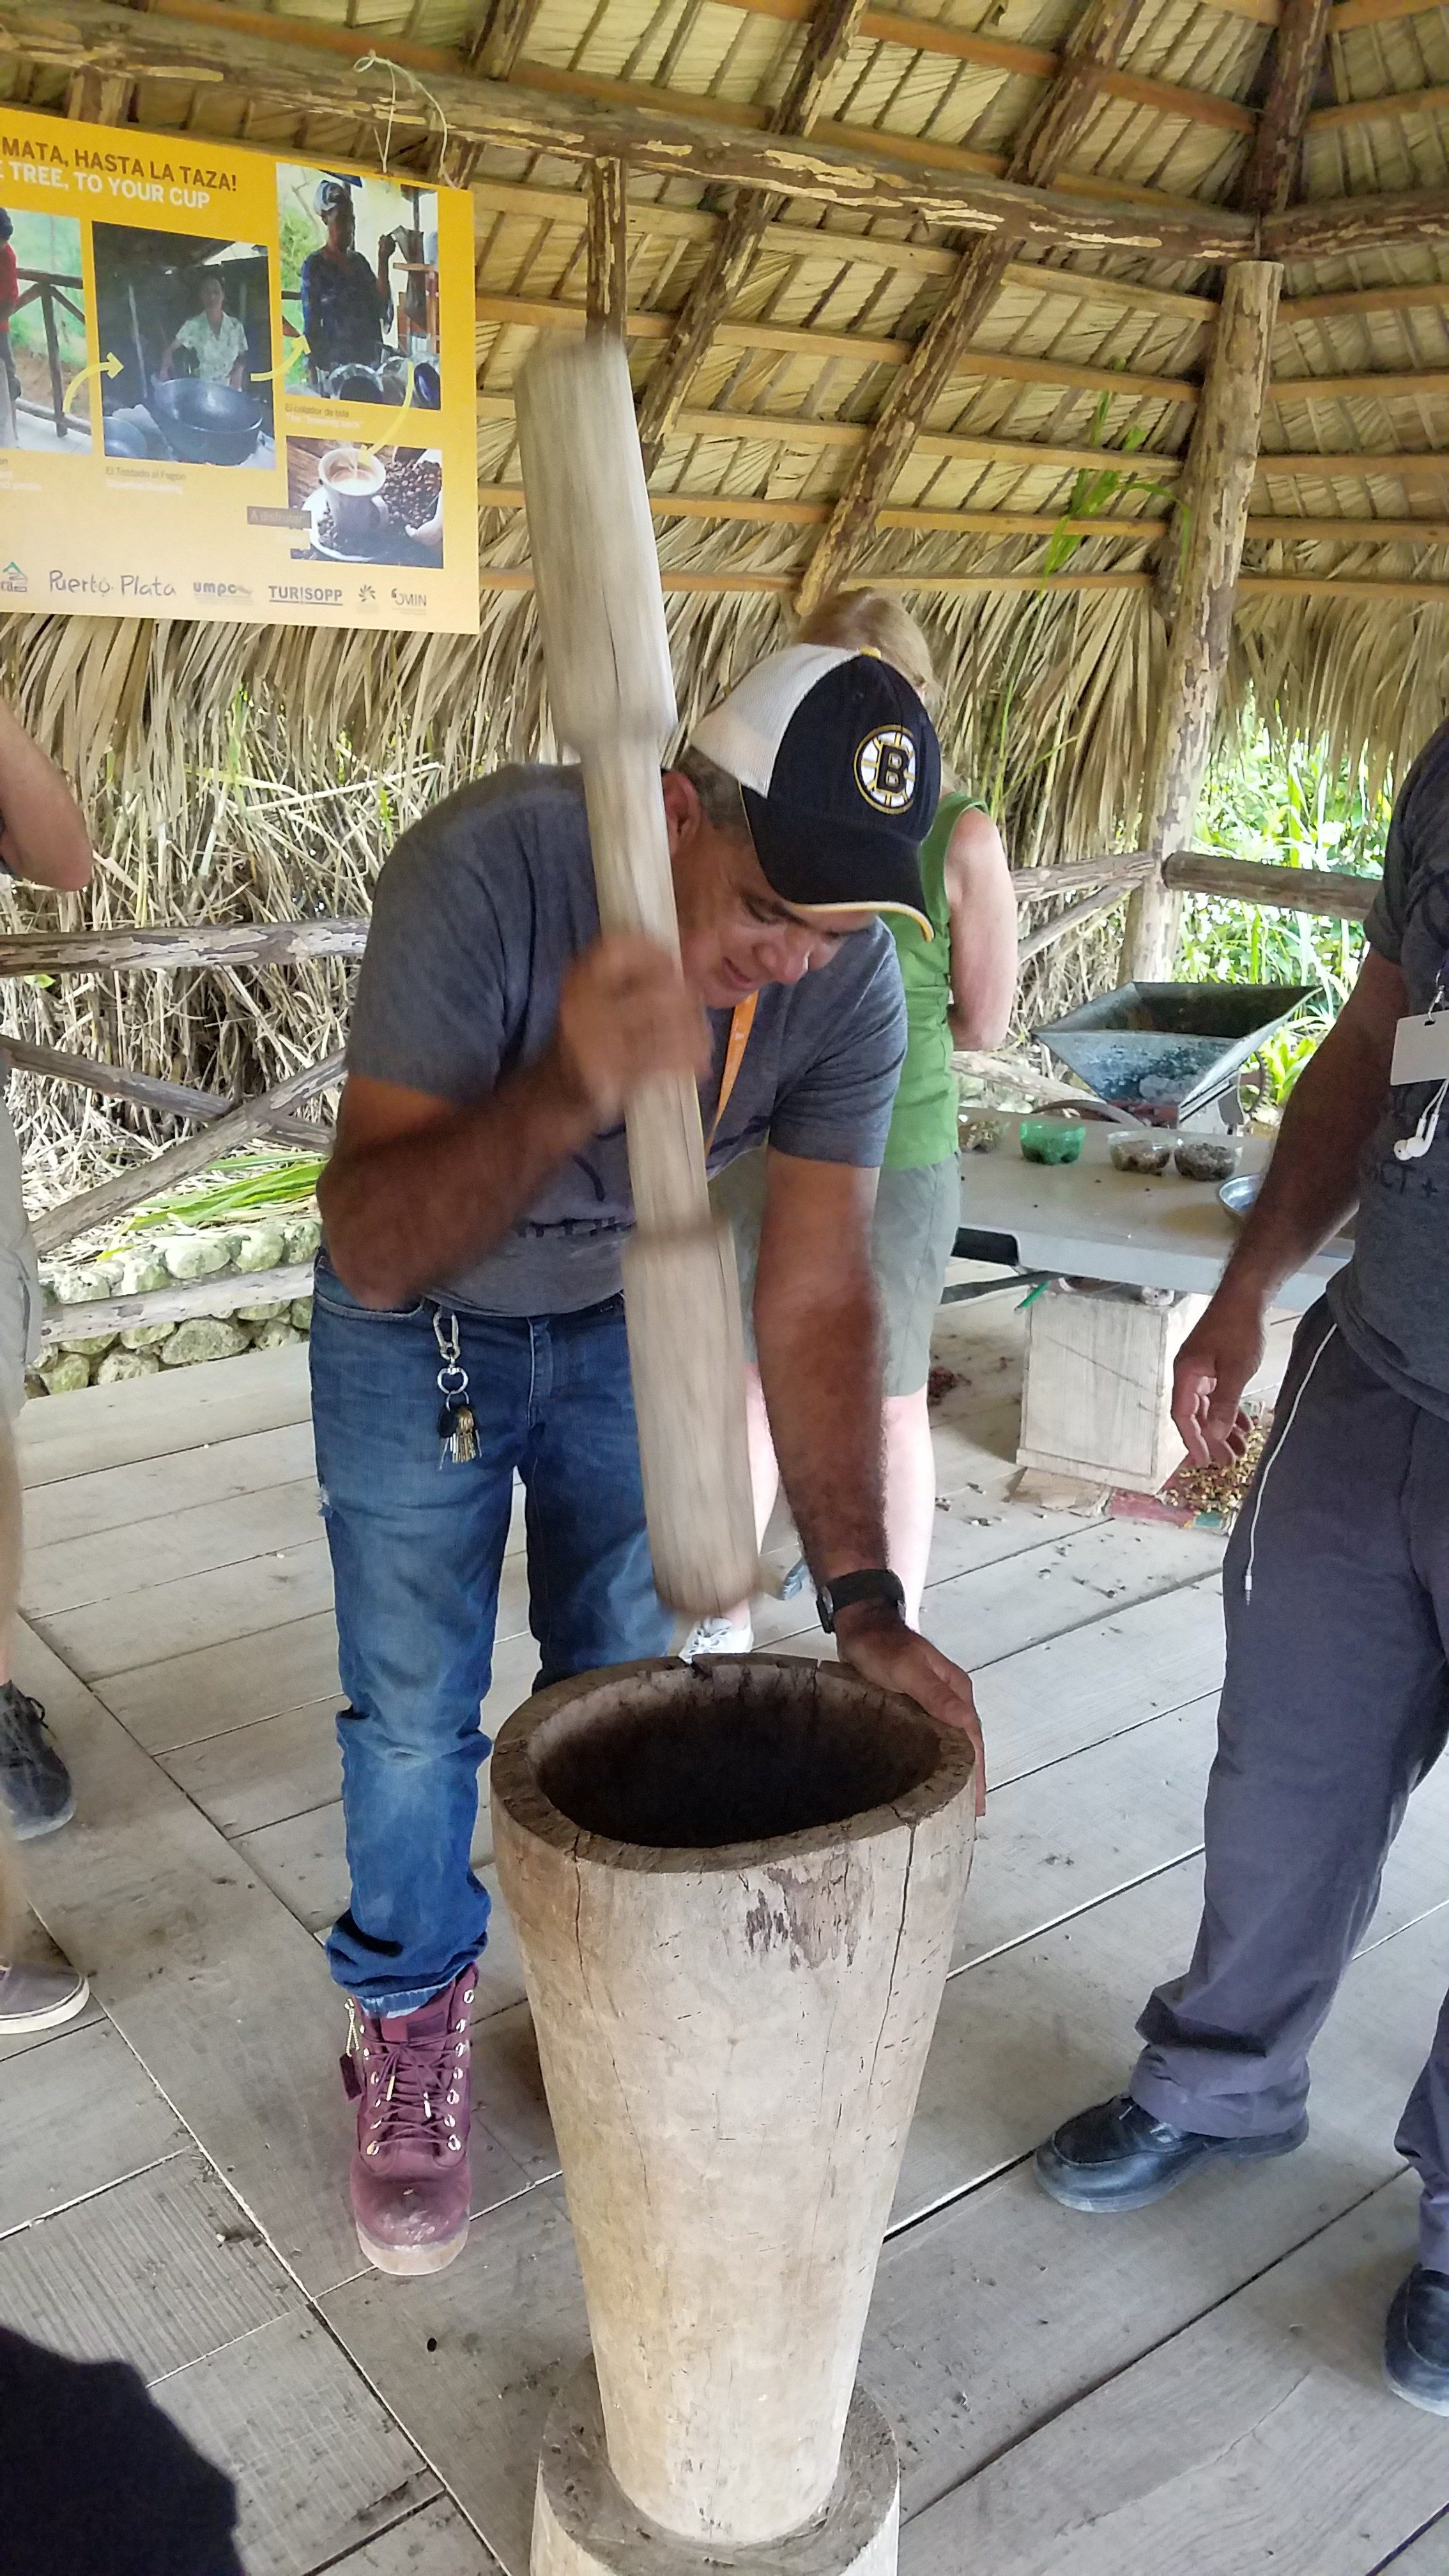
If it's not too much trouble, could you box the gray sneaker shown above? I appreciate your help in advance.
[0,1685,73,1840]
[0,1959,89,2033]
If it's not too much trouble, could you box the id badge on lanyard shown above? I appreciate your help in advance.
[1391,958,1449,1160]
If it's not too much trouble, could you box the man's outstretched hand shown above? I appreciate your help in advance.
[1172,1289,1267,1468]
[832,1606,986,1818]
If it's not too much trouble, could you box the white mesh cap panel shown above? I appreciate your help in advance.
[688,645,855,793]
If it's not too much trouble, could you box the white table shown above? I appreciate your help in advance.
[954,1118,1349,1313]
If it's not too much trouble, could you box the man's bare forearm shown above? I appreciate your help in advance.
[319,1048,595,1305]
[1216,1009,1390,1314]
[0,703,91,891]
[755,1271,887,1583]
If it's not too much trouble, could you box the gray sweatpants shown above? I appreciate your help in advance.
[1130,1302,1449,2269]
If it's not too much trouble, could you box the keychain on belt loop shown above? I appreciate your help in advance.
[433,1310,479,1465]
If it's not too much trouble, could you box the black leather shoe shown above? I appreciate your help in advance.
[1386,2267,1449,2413]
[1034,2092,1308,2213]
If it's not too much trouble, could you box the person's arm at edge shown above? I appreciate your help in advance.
[0,704,92,891]
[1172,946,1404,1466]
[944,807,1016,1050]
[318,931,709,1307]
[753,1149,986,1809]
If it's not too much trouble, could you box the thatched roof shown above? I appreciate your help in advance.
[1,0,1448,1194]
[5,0,1449,805]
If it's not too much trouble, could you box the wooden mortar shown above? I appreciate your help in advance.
[491,1653,976,2572]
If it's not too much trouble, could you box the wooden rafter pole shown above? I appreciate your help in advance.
[466,0,544,78]
[1238,0,1333,214]
[1119,264,1284,983]
[586,158,629,343]
[793,0,1149,615]
[634,0,870,468]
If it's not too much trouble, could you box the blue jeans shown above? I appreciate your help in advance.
[310,1255,671,2014]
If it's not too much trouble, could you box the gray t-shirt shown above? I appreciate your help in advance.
[1328,716,1449,1415]
[345,766,907,1315]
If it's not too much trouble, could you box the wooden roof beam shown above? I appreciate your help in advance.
[479,479,1449,543]
[480,286,1449,408]
[793,0,1175,613]
[469,567,1449,598]
[478,288,1199,400]
[634,0,873,469]
[471,175,1220,325]
[3,1,1254,259]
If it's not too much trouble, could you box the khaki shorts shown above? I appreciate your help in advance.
[0,1098,42,1423]
[711,1149,960,1400]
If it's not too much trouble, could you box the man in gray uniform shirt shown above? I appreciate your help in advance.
[1035,714,1449,2412]
[315,643,985,2277]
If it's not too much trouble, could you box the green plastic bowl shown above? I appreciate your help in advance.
[1020,1117,1085,1165]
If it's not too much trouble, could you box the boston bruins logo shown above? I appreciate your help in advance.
[855,726,917,814]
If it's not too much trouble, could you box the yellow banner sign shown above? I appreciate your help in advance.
[0,111,479,634]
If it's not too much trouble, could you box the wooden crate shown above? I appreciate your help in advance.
[1017,1282,1207,1493]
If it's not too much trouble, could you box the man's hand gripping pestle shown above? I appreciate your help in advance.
[515,333,758,1616]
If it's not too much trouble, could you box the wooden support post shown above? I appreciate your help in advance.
[586,160,629,344]
[34,1055,343,1257]
[634,0,871,468]
[797,0,1147,610]
[1120,263,1283,986]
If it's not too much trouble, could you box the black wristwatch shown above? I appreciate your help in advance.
[816,1568,906,1635]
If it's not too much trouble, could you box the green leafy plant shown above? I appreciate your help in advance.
[1177,731,1392,1101]
[127,1152,325,1232]
[1042,394,1181,578]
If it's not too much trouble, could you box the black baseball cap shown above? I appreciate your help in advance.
[689,644,941,937]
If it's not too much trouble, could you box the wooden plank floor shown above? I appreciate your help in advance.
[5,1296,1448,2575]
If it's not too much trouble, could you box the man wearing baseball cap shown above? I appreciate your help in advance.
[314,642,985,2276]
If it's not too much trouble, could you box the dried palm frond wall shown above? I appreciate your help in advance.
[3,575,1447,1206]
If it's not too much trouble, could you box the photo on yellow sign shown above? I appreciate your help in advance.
[0,204,91,453]
[0,107,477,634]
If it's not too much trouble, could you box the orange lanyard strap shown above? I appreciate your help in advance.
[706,992,758,1151]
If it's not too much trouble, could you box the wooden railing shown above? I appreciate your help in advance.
[0,921,356,1347]
[4,852,1379,1329]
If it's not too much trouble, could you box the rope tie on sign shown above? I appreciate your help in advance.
[353,54,452,177]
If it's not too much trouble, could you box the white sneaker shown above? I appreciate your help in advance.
[678,1616,755,1662]
[0,1958,89,2033]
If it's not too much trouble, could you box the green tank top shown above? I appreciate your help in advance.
[882,792,985,1172]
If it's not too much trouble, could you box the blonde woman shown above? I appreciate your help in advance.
[688,592,1016,1648]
